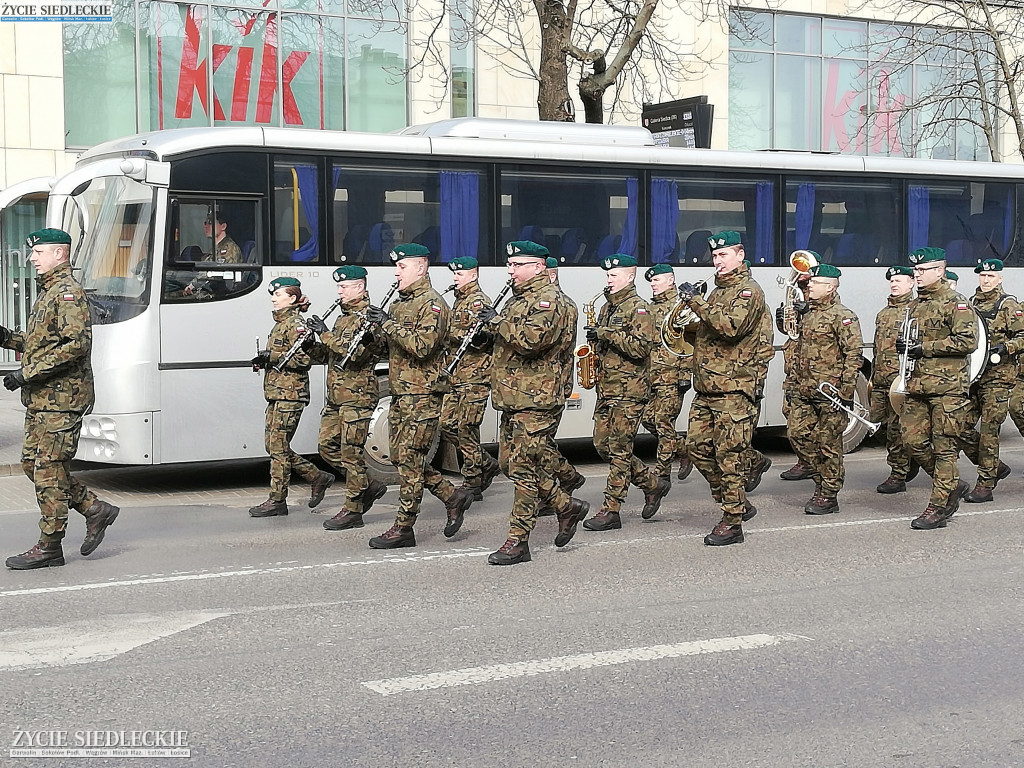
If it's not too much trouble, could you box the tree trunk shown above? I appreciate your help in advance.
[579,53,607,123]
[535,0,574,121]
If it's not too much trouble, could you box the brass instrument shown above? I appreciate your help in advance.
[888,308,919,413]
[817,382,881,434]
[660,272,716,358]
[575,290,606,389]
[775,249,818,341]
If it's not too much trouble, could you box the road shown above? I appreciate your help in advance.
[1,437,1022,768]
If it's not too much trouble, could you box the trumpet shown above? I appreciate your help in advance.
[776,250,818,341]
[336,281,399,370]
[660,272,716,358]
[443,279,513,377]
[575,290,606,389]
[888,308,919,413]
[817,381,881,435]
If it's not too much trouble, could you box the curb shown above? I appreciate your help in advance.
[0,463,20,477]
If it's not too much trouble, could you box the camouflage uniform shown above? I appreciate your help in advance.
[540,280,581,488]
[786,292,863,498]
[262,306,320,501]
[870,290,915,481]
[440,280,497,491]
[0,262,109,544]
[684,264,766,526]
[310,294,384,515]
[640,289,689,478]
[900,280,978,507]
[208,236,242,263]
[742,304,775,480]
[379,275,459,527]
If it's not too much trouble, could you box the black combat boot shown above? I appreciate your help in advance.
[554,498,590,547]
[964,484,993,504]
[81,500,120,556]
[677,456,694,481]
[780,462,813,481]
[480,457,501,492]
[906,462,921,483]
[582,509,621,531]
[804,494,839,515]
[704,521,744,546]
[249,498,288,517]
[443,487,474,538]
[741,500,757,522]
[6,541,65,570]
[323,510,364,531]
[994,461,1011,488]
[308,471,335,509]
[876,475,907,494]
[561,470,586,494]
[487,537,531,565]
[369,523,416,549]
[360,479,388,513]
[943,480,969,518]
[911,504,948,530]
[745,455,773,493]
[641,476,672,520]
[536,503,556,517]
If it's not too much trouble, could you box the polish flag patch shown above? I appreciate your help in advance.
[472,300,482,309]
[741,290,752,298]
[1016,309,1023,317]
[637,308,647,314]
[431,304,441,313]
[842,318,853,325]
[62,293,75,301]
[539,301,551,309]
[957,303,969,310]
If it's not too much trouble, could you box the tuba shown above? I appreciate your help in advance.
[575,290,605,389]
[660,272,716,358]
[776,250,818,340]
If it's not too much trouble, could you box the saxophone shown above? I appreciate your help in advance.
[575,290,605,389]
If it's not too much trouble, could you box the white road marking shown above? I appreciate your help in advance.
[361,632,807,695]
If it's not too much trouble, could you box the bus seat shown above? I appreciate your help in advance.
[560,228,588,263]
[943,239,976,266]
[240,240,257,263]
[683,230,711,263]
[367,222,395,263]
[833,233,877,265]
[518,225,545,244]
[342,225,369,261]
[596,234,620,259]
[413,225,441,258]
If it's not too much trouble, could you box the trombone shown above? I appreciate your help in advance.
[660,271,716,358]
[817,382,880,435]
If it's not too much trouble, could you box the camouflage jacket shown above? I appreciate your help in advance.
[1,262,94,413]
[310,294,383,409]
[208,236,242,264]
[971,287,1024,387]
[687,264,766,400]
[380,276,450,396]
[647,289,689,389]
[263,305,312,403]
[754,303,774,389]
[791,292,863,401]
[555,284,578,400]
[906,280,977,397]
[490,273,572,412]
[445,280,493,387]
[872,291,914,388]
[594,285,653,401]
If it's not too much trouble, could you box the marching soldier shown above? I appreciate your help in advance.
[364,243,475,548]
[2,229,120,569]
[682,231,766,546]
[945,270,959,291]
[440,257,501,501]
[785,264,863,515]
[249,277,334,517]
[872,266,920,494]
[306,266,389,531]
[777,270,815,482]
[479,241,589,565]
[897,247,978,530]
[960,258,1023,502]
[743,275,775,494]
[583,255,671,532]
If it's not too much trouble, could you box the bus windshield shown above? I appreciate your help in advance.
[63,174,156,324]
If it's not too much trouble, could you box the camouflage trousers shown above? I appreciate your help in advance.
[440,383,492,488]
[1009,379,1024,436]
[594,398,658,513]
[957,381,1010,487]
[319,403,373,515]
[869,381,913,480]
[22,409,99,544]
[498,409,571,539]
[390,394,455,527]
[686,393,756,526]
[640,384,683,477]
[500,404,577,486]
[786,393,846,496]
[900,393,972,507]
[265,400,319,502]
[741,397,766,476]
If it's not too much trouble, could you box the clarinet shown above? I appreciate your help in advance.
[442,279,513,377]
[272,298,345,374]
[336,281,400,370]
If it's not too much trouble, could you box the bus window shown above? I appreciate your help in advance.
[907,181,1014,267]
[163,198,260,302]
[653,176,776,266]
[499,167,640,265]
[331,162,487,265]
[273,157,322,264]
[785,178,900,266]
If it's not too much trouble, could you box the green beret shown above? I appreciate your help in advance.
[975,258,1003,273]
[708,230,742,249]
[810,263,841,279]
[945,270,958,282]
[742,259,751,268]
[268,276,301,293]
[545,257,559,269]
[390,243,430,261]
[448,257,479,271]
[26,228,72,247]
[885,265,914,280]
[506,240,549,258]
[908,247,946,265]
[333,265,367,282]
[601,253,638,270]
[644,263,674,281]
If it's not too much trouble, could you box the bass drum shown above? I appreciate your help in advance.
[968,308,989,385]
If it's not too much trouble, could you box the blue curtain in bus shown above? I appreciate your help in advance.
[795,183,815,250]
[908,186,930,252]
[441,171,479,260]
[651,178,679,263]
[291,165,319,262]
[619,177,639,257]
[756,181,773,265]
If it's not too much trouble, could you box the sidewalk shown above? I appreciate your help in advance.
[0,385,25,473]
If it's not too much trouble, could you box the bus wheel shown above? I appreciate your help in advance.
[841,372,872,454]
[364,376,440,485]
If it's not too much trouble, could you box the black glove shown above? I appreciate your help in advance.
[679,378,692,395]
[677,282,701,302]
[895,336,908,355]
[906,343,924,360]
[3,369,27,391]
[585,326,599,344]
[792,300,810,315]
[990,342,1007,360]
[0,326,10,346]
[840,397,854,411]
[365,305,388,326]
[250,350,271,370]
[477,306,498,325]
[775,306,787,333]
[470,329,493,350]
[361,329,375,346]
[306,314,329,336]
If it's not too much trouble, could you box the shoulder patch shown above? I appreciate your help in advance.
[1016,309,1022,317]
[62,293,75,301]
[636,307,647,314]
[957,303,969,311]
[472,300,482,309]
[431,304,442,313]
[841,317,853,326]
[741,289,752,298]
[538,300,552,309]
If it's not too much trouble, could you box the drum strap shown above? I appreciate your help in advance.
[971,294,1010,323]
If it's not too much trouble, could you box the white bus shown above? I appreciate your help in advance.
[1,118,1019,480]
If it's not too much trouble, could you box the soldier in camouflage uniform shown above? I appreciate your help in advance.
[364,244,474,549]
[959,259,1023,502]
[681,231,766,546]
[871,266,920,494]
[440,257,501,501]
[897,248,978,530]
[305,266,389,531]
[249,277,334,517]
[480,241,589,565]
[776,270,815,482]
[784,264,863,515]
[582,255,670,532]
[183,211,243,297]
[2,229,120,570]
[742,265,775,494]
